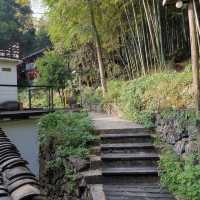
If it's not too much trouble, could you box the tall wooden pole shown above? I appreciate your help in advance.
[188,1,200,116]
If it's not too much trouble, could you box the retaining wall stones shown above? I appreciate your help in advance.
[155,113,199,156]
[39,138,91,200]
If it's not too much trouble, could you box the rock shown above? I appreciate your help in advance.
[174,139,187,155]
[166,131,181,145]
[181,130,189,138]
[187,125,200,136]
[68,156,89,172]
[185,141,198,154]
[188,125,199,141]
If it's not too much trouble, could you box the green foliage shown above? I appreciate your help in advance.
[82,87,103,105]
[34,18,51,51]
[103,80,125,104]
[36,50,73,106]
[18,89,63,109]
[38,112,95,160]
[0,0,36,55]
[65,168,77,194]
[159,147,200,200]
[36,50,72,87]
[44,0,121,50]
[38,111,96,193]
[160,109,199,133]
[102,71,193,127]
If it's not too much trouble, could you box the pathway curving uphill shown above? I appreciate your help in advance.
[89,113,176,200]
[0,128,43,200]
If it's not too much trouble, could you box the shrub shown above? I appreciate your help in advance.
[39,112,96,165]
[38,112,96,194]
[159,147,200,200]
[82,87,103,105]
[103,80,125,104]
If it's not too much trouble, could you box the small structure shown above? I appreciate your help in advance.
[17,49,45,85]
[0,46,21,104]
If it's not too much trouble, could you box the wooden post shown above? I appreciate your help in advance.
[51,88,54,110]
[188,1,200,116]
[48,87,51,110]
[28,89,32,110]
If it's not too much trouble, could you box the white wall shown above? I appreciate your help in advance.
[0,58,19,103]
[0,119,39,176]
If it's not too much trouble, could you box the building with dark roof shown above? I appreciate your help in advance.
[0,128,43,200]
[17,49,46,86]
[0,45,21,105]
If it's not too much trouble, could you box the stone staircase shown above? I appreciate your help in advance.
[100,128,175,200]
[84,127,176,200]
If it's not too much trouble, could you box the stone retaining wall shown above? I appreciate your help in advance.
[101,104,200,157]
[39,138,91,200]
[155,113,199,156]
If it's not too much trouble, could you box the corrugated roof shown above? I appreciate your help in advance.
[0,128,43,200]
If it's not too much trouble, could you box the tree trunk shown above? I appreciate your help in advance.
[88,0,107,96]
[188,1,200,116]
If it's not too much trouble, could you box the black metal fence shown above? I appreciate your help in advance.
[0,84,54,111]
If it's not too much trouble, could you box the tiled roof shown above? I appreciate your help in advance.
[0,128,43,200]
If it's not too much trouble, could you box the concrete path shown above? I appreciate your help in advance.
[90,112,143,131]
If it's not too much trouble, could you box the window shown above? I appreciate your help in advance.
[1,68,12,72]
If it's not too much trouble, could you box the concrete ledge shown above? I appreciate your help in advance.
[81,170,102,184]
[90,155,102,170]
[89,184,106,200]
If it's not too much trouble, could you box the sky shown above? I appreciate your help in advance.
[31,0,47,19]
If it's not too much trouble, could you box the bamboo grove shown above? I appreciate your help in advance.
[108,0,191,79]
[45,0,200,85]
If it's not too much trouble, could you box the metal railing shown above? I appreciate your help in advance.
[0,84,54,111]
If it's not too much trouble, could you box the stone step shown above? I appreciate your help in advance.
[105,193,175,200]
[102,153,159,168]
[103,160,158,168]
[101,133,152,144]
[81,170,102,184]
[97,128,152,135]
[103,184,169,192]
[90,146,101,156]
[101,143,155,149]
[101,143,156,154]
[90,155,102,170]
[89,184,106,200]
[101,153,159,160]
[101,133,151,138]
[81,170,159,185]
[105,191,175,199]
[104,185,175,199]
[102,175,159,185]
[102,167,158,176]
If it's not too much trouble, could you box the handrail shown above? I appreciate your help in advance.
[0,84,54,88]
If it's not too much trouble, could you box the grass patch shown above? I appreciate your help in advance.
[102,71,193,127]
[159,147,200,200]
